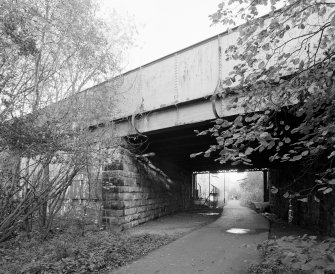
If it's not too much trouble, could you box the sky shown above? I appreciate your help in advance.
[101,0,226,71]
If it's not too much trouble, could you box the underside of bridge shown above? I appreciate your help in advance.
[100,115,278,229]
[127,117,276,173]
[100,115,333,236]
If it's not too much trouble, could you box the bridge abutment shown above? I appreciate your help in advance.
[101,146,191,230]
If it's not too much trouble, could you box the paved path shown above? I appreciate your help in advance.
[112,200,269,274]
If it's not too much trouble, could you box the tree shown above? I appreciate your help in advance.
[1,0,135,116]
[239,171,263,205]
[0,0,135,242]
[196,1,335,200]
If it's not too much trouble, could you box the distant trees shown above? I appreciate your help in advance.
[0,0,135,242]
[196,1,335,200]
[239,172,263,205]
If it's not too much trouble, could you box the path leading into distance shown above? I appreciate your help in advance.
[112,200,269,274]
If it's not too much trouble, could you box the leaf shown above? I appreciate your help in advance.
[190,152,203,158]
[292,58,299,65]
[245,147,254,155]
[290,155,302,161]
[284,137,291,144]
[283,192,289,198]
[318,187,327,191]
[231,160,242,166]
[328,179,335,185]
[262,43,270,51]
[323,188,333,194]
[258,61,265,69]
[299,60,304,70]
[267,141,275,150]
[298,198,308,202]
[260,132,269,139]
[291,128,299,134]
[197,130,208,136]
[331,15,335,27]
[271,186,278,194]
[314,196,320,203]
[301,151,309,157]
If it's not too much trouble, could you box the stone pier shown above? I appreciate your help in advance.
[102,147,191,229]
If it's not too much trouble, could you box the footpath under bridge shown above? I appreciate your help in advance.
[72,29,276,229]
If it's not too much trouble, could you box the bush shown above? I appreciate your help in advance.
[250,235,335,273]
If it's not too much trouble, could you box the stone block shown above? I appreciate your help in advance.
[114,186,142,193]
[120,177,138,186]
[114,209,125,217]
[120,192,142,200]
[121,213,141,223]
[103,200,125,209]
[108,177,125,186]
[122,171,140,179]
[102,216,118,224]
[122,162,139,173]
[124,207,138,216]
[122,200,138,208]
[102,209,114,217]
[103,162,123,171]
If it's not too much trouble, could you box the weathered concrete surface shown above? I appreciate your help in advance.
[111,200,269,274]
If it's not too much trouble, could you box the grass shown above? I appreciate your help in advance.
[0,226,177,274]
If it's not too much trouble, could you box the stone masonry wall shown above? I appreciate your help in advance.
[102,147,191,230]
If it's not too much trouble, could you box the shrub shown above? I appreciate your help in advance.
[250,235,335,273]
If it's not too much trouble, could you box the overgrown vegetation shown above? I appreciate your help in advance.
[239,171,264,207]
[0,224,176,274]
[250,235,335,273]
[193,1,335,203]
[0,0,134,243]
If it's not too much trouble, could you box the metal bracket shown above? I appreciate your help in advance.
[131,113,141,134]
[211,94,220,119]
[211,79,225,119]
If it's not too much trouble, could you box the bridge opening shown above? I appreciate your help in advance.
[100,113,315,230]
[118,118,274,227]
[192,170,268,210]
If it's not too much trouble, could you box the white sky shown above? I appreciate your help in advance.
[101,0,226,71]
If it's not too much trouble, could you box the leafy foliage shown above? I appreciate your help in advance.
[0,0,135,119]
[239,171,264,206]
[0,0,134,242]
[198,1,335,198]
[250,235,335,273]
